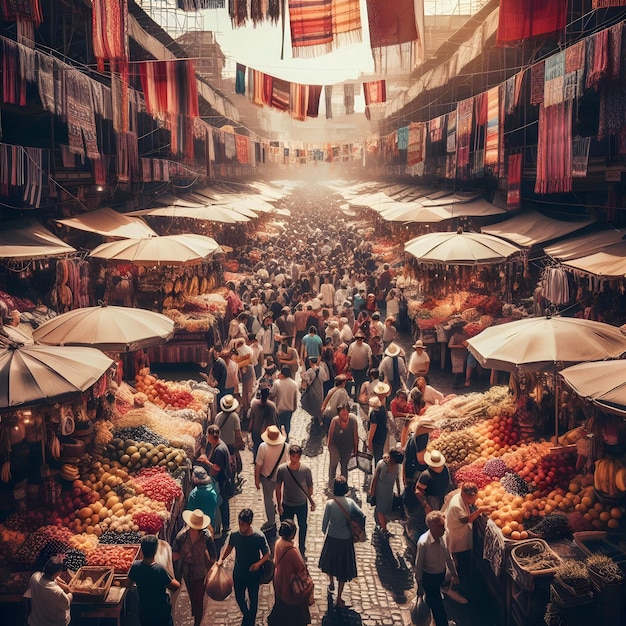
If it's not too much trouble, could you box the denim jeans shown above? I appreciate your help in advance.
[281,502,309,556]
[277,410,293,438]
[233,573,261,626]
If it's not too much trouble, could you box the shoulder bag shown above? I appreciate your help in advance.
[286,466,314,506]
[260,558,274,584]
[276,545,315,605]
[265,443,287,480]
[334,497,367,543]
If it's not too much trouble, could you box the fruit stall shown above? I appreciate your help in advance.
[0,367,213,621]
[409,385,626,626]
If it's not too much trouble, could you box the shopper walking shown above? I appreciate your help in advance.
[272,366,299,438]
[218,509,271,626]
[255,425,288,530]
[318,476,365,608]
[275,444,315,559]
[172,509,217,626]
[327,403,359,492]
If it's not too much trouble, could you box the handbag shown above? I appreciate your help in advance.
[260,558,274,584]
[277,546,315,605]
[234,431,246,451]
[334,497,367,543]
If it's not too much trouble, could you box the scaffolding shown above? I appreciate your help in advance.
[135,0,205,39]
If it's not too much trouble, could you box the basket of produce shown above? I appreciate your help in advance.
[509,539,562,590]
[69,566,114,601]
[553,560,592,597]
[59,436,86,459]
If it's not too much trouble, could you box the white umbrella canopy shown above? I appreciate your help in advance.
[404,229,521,265]
[560,360,626,416]
[32,304,174,352]
[467,315,626,372]
[88,234,222,266]
[380,201,450,223]
[0,343,113,409]
[128,204,248,224]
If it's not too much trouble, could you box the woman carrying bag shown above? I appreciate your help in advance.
[368,448,405,538]
[268,519,313,625]
[172,509,217,626]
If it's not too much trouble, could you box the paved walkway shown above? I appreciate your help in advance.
[164,332,500,626]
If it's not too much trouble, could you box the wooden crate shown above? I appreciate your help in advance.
[69,566,114,602]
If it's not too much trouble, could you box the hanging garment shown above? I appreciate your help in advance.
[235,134,249,164]
[331,0,362,48]
[343,83,354,115]
[507,153,522,209]
[366,0,417,47]
[407,122,424,166]
[288,0,333,58]
[177,0,225,8]
[572,136,591,177]
[496,0,568,47]
[0,0,42,24]
[397,126,409,151]
[544,51,565,107]
[235,63,246,94]
[271,77,290,111]
[306,84,322,117]
[456,98,472,178]
[564,40,586,101]
[290,82,307,120]
[363,80,386,105]
[535,101,573,194]
[92,0,127,69]
[324,84,333,119]
[586,29,609,91]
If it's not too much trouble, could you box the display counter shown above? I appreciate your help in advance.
[147,330,208,365]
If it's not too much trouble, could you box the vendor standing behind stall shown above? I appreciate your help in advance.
[27,556,72,626]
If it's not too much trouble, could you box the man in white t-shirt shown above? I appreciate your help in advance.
[255,426,289,529]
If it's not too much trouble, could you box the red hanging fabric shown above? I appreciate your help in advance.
[507,153,522,209]
[496,0,568,47]
[535,101,572,194]
[366,0,417,47]
[363,80,386,105]
[306,84,322,117]
[92,0,127,70]
[288,0,333,58]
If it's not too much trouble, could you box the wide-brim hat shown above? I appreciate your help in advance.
[413,340,425,349]
[369,396,382,408]
[182,508,212,530]
[424,449,446,468]
[372,381,391,396]
[220,394,239,413]
[261,425,286,446]
[385,343,401,357]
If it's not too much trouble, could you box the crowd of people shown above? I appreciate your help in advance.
[27,191,487,626]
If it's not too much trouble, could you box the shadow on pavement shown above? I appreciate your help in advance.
[371,528,415,605]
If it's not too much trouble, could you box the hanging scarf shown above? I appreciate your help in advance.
[92,0,127,70]
[507,153,522,209]
[235,134,249,164]
[271,77,290,112]
[586,29,609,91]
[535,101,572,194]
[307,84,322,117]
[290,82,307,120]
[530,61,545,105]
[0,0,42,25]
[331,0,362,48]
[572,136,591,177]
[325,84,333,119]
[544,51,565,107]
[564,40,585,101]
[407,122,424,166]
[496,0,568,47]
[235,63,246,94]
[397,126,409,151]
[343,83,354,115]
[363,80,386,105]
[456,98,472,177]
[366,0,417,47]
[289,0,333,59]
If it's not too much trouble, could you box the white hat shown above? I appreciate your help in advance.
[182,508,212,530]
[220,394,239,413]
[261,425,286,446]
[424,449,446,468]
[413,340,425,349]
[372,381,391,396]
[385,343,401,357]
[369,396,382,408]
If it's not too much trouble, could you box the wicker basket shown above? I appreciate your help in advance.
[59,437,86,458]
[69,566,114,602]
[509,539,562,590]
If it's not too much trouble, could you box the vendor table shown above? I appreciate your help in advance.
[147,330,208,365]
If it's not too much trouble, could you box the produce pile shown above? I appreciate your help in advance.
[421,387,623,540]
[162,292,224,332]
[0,370,202,592]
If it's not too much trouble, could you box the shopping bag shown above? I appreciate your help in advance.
[205,563,233,601]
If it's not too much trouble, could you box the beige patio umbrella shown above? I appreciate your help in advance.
[466,315,626,373]
[560,360,626,417]
[33,304,174,352]
[129,204,249,224]
[0,342,113,408]
[88,234,222,266]
[404,228,521,265]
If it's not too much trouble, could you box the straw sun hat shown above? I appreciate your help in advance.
[182,508,212,530]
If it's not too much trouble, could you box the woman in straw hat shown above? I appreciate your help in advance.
[172,509,217,626]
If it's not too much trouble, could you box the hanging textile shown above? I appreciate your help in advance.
[396,126,408,151]
[115,131,138,183]
[535,100,573,194]
[564,40,585,101]
[331,0,362,48]
[65,69,100,160]
[325,84,333,119]
[496,0,568,47]
[366,0,422,74]
[1,38,26,106]
[594,0,626,5]
[251,70,264,105]
[307,84,322,117]
[35,51,55,113]
[93,157,107,186]
[572,136,591,177]
[139,60,199,118]
[507,153,522,209]
[262,73,273,105]
[446,110,456,153]
[271,77,290,111]
[598,23,626,139]
[544,51,565,107]
[530,61,545,105]
[235,134,249,164]
[344,83,354,115]
[235,63,246,94]
[504,76,516,115]
[363,80,386,105]
[288,0,333,59]
[456,97,472,179]
[586,29,609,91]
[407,122,424,166]
[0,0,42,24]
[177,0,225,8]
[290,82,307,120]
[230,0,248,28]
[92,0,127,70]
[224,131,236,160]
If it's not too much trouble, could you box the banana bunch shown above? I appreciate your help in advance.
[1,460,11,483]
[50,434,61,460]
[594,458,625,496]
[60,463,80,481]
